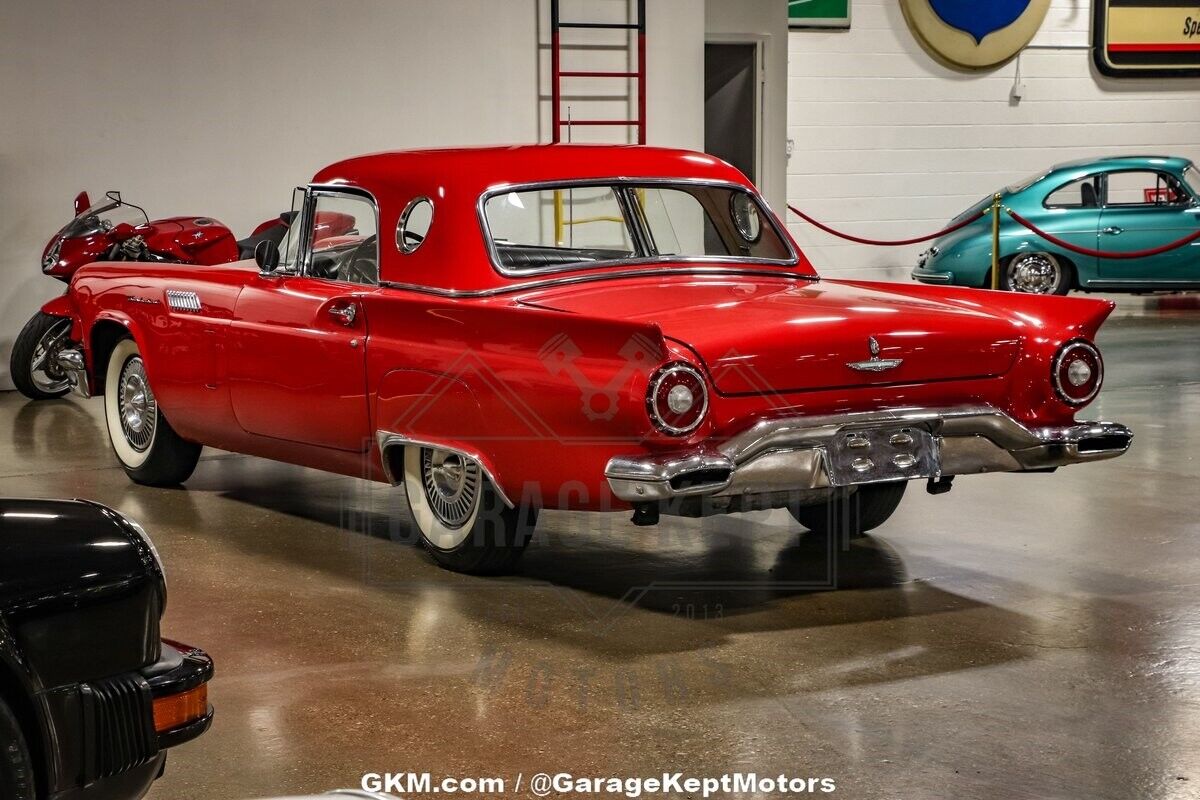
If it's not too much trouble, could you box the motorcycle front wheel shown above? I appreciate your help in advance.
[10,312,72,400]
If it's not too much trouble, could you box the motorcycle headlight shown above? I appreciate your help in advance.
[42,237,63,272]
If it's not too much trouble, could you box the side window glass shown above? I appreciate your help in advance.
[638,188,721,256]
[1045,176,1100,209]
[1107,171,1189,208]
[635,187,790,260]
[486,187,634,251]
[306,192,379,286]
[397,197,434,254]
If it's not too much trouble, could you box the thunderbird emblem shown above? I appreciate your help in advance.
[847,336,903,373]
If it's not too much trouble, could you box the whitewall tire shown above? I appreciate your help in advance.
[104,337,201,486]
[403,446,537,574]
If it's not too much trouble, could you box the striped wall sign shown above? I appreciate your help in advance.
[1094,0,1200,77]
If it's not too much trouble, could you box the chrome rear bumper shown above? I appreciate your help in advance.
[605,406,1132,504]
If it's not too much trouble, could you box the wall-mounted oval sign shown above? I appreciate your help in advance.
[901,0,1051,70]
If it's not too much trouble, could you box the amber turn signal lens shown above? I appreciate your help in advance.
[153,684,208,734]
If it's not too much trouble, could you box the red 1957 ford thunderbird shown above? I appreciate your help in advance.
[48,145,1132,574]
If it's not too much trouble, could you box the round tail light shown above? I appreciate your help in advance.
[647,363,708,435]
[1053,340,1103,406]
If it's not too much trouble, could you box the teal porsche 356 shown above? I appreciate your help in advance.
[912,156,1200,294]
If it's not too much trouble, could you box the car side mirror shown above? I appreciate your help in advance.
[254,239,281,273]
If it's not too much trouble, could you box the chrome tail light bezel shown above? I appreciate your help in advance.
[1052,339,1104,406]
[646,362,709,436]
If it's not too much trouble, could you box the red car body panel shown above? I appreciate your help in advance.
[64,145,1119,510]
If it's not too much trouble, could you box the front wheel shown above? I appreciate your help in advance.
[1003,252,1071,295]
[403,446,537,574]
[790,481,908,540]
[0,697,37,800]
[104,337,201,486]
[10,311,72,400]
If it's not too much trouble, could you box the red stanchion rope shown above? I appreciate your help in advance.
[787,204,985,247]
[1006,209,1200,260]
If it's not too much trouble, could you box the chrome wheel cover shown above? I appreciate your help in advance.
[421,447,481,529]
[1008,253,1061,294]
[29,318,72,394]
[117,357,157,452]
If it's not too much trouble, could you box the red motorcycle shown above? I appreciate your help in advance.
[11,191,293,400]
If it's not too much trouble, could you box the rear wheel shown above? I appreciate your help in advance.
[104,337,201,486]
[0,697,36,800]
[10,312,72,400]
[790,481,908,540]
[403,446,537,574]
[1003,252,1071,295]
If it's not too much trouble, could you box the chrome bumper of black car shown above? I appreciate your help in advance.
[605,405,1133,504]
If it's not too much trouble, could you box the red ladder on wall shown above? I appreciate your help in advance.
[550,0,647,144]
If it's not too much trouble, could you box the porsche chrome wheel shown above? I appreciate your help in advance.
[1006,253,1065,295]
[117,357,157,453]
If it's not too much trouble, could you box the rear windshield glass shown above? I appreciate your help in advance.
[483,183,792,272]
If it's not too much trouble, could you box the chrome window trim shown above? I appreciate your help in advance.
[298,183,383,286]
[1097,168,1195,210]
[1041,173,1103,211]
[396,195,434,255]
[380,266,818,298]
[476,177,800,278]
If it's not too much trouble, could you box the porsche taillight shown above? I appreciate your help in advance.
[647,363,708,435]
[1053,340,1103,406]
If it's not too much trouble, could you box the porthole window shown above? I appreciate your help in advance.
[397,197,433,254]
[730,193,762,243]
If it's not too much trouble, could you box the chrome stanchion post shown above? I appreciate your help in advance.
[990,193,1003,290]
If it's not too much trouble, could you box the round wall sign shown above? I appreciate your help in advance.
[900,0,1051,70]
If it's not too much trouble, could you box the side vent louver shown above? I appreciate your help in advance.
[80,674,158,782]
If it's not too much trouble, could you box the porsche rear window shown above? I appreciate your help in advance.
[482,183,792,273]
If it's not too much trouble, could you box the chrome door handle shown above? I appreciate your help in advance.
[329,303,357,326]
[1102,226,1123,236]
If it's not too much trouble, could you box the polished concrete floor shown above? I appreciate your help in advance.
[1,304,1198,800]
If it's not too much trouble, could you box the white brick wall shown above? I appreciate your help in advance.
[786,0,1200,279]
